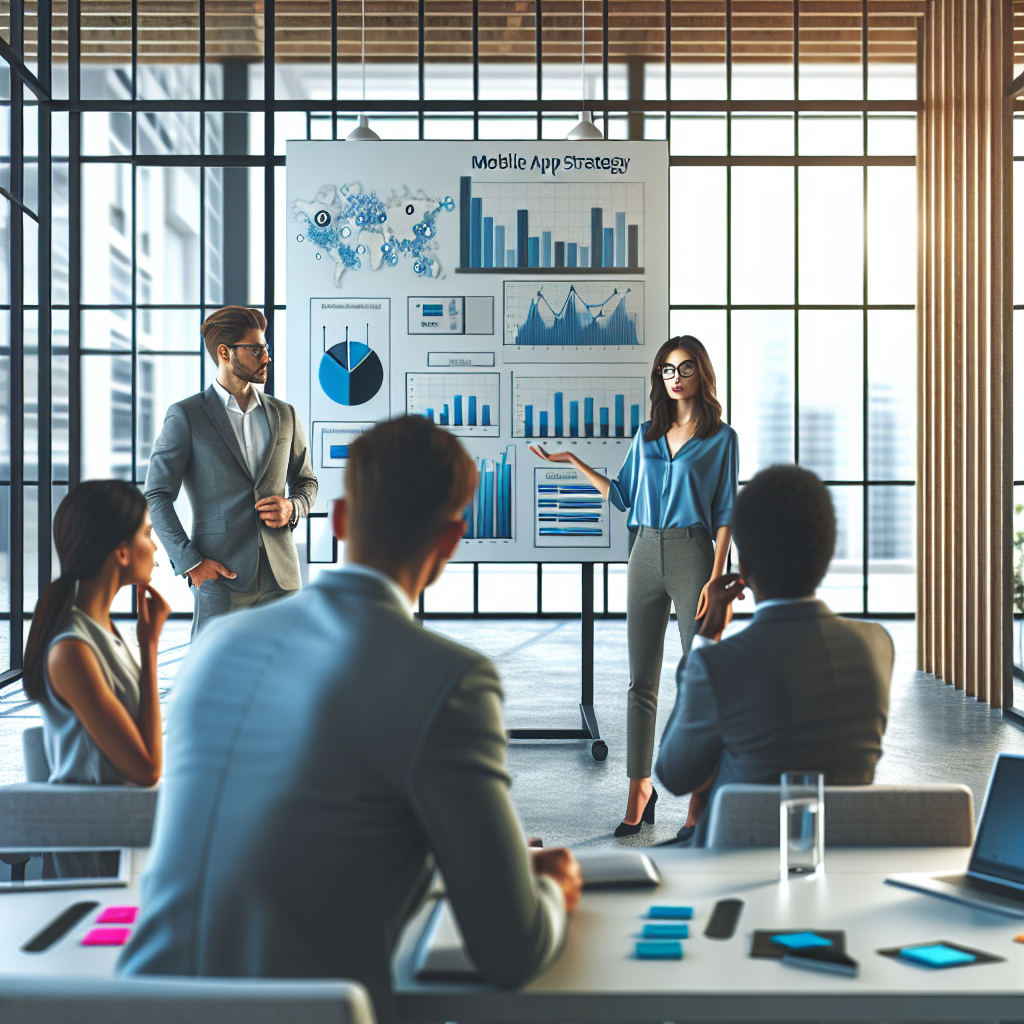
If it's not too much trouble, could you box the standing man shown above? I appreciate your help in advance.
[145,306,318,636]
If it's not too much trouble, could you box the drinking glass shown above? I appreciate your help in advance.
[780,772,824,877]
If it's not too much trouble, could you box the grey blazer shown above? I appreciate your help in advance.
[144,386,318,592]
[117,569,567,1024]
[656,600,893,845]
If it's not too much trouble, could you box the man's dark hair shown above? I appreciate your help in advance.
[732,464,836,598]
[200,305,267,362]
[345,416,477,569]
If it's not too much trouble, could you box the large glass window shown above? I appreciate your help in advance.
[0,0,919,671]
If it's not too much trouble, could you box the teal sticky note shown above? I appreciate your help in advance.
[649,905,693,920]
[898,945,976,968]
[636,940,684,960]
[771,932,833,950]
[642,923,689,939]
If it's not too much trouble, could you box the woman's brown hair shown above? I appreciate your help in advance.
[643,335,723,444]
[22,480,148,703]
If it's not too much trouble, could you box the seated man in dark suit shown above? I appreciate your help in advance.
[656,463,893,846]
[119,416,581,1023]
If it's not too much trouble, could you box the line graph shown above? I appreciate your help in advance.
[504,281,644,353]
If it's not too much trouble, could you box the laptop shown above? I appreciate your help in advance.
[886,752,1024,919]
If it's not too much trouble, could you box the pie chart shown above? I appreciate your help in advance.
[319,340,384,406]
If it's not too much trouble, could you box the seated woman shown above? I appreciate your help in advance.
[23,480,170,786]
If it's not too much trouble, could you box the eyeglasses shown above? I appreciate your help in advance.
[229,343,271,358]
[659,360,696,380]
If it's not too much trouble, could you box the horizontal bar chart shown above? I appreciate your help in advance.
[534,467,611,548]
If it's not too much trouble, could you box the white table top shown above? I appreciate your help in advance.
[392,848,1024,1022]
[2,847,1023,1022]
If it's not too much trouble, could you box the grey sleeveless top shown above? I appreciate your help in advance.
[39,607,142,784]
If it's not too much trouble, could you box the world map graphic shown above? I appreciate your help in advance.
[294,183,455,286]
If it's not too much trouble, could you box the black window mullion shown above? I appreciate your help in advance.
[265,0,276,392]
[863,164,870,614]
[331,0,338,139]
[793,166,799,466]
[601,0,608,137]
[38,0,54,597]
[535,0,542,139]
[9,2,25,666]
[68,0,82,489]
[472,0,479,140]
[418,0,425,139]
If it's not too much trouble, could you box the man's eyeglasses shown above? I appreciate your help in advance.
[659,360,695,380]
[229,343,271,358]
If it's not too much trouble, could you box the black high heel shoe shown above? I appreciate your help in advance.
[614,787,658,838]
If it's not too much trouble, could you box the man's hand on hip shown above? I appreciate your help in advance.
[188,558,237,587]
[530,847,583,912]
[256,496,294,528]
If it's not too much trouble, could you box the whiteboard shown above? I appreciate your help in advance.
[285,140,668,563]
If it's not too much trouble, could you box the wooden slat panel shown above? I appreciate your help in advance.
[919,0,1012,710]
[12,0,929,64]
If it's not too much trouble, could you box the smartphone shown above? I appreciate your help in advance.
[783,945,859,977]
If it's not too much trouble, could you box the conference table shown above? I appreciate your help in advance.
[1,846,1023,1022]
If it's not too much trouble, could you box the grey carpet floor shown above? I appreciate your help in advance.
[2,616,1022,850]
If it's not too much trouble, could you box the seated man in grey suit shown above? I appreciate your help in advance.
[119,415,582,1023]
[656,463,893,846]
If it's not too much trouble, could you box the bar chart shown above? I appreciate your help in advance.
[458,179,644,273]
[406,372,500,436]
[535,466,610,548]
[513,376,646,439]
[464,445,515,541]
[503,281,643,348]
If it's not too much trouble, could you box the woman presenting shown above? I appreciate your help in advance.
[531,336,738,838]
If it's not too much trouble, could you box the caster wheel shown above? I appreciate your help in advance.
[591,740,608,761]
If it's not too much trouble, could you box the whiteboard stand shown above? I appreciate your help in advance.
[506,563,608,761]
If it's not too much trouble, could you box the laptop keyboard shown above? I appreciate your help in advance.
[936,873,1024,902]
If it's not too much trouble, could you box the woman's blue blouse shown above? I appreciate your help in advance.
[607,421,739,534]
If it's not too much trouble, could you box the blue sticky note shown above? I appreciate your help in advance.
[771,932,833,950]
[636,940,684,960]
[649,906,693,920]
[642,923,689,939]
[898,944,976,968]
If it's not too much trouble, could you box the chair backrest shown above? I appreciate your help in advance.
[0,783,158,848]
[22,726,49,783]
[0,976,376,1024]
[705,783,975,848]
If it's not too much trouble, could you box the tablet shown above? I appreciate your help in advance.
[0,848,131,891]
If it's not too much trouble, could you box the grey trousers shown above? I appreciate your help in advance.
[626,525,715,779]
[191,550,293,639]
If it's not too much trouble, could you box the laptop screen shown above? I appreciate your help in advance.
[969,754,1024,886]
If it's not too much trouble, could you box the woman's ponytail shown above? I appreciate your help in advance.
[23,575,78,702]
[22,480,147,704]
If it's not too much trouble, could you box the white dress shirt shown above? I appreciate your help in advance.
[212,379,272,480]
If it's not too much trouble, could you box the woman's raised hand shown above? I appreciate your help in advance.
[529,445,576,464]
[136,583,171,650]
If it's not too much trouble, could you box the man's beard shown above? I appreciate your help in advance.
[230,352,267,384]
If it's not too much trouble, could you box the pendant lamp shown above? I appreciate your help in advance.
[347,0,380,141]
[567,0,603,140]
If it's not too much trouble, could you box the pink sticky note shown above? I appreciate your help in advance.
[81,927,131,947]
[96,906,138,924]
